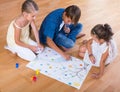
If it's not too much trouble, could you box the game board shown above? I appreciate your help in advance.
[26,47,92,89]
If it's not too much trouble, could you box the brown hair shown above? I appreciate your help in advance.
[91,24,114,42]
[21,0,39,13]
[64,5,81,25]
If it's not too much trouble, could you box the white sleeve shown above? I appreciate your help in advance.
[109,39,118,59]
[14,22,23,30]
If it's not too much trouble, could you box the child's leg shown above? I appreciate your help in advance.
[54,33,75,49]
[54,23,82,49]
[14,39,38,61]
[79,43,87,58]
[14,45,36,61]
[76,33,86,39]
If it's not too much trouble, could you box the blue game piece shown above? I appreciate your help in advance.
[16,63,19,68]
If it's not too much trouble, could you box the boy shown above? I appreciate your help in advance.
[39,5,83,60]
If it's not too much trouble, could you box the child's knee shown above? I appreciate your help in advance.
[79,45,86,52]
[78,52,84,59]
[17,52,36,61]
[16,48,37,61]
[64,40,75,48]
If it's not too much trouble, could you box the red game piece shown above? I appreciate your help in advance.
[32,76,37,82]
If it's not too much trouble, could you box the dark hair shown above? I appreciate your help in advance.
[22,0,39,13]
[64,5,81,25]
[91,24,114,42]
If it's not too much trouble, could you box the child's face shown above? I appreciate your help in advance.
[25,11,38,22]
[91,34,100,43]
[63,12,72,25]
[91,34,105,44]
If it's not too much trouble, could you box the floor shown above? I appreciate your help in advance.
[0,0,120,92]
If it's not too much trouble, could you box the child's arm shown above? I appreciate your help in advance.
[46,37,71,60]
[66,23,83,42]
[86,39,96,64]
[92,48,109,78]
[86,39,92,54]
[99,48,109,77]
[30,20,44,49]
[14,25,37,52]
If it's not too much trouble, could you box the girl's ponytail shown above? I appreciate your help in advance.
[104,23,114,41]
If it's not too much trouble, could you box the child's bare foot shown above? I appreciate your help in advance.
[76,33,86,39]
[91,73,102,79]
[82,40,87,44]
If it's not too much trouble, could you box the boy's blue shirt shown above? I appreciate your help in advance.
[39,8,64,44]
[39,8,82,44]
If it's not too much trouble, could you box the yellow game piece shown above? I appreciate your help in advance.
[36,69,40,75]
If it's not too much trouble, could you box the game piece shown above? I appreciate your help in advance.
[32,76,37,82]
[36,69,40,75]
[16,63,19,68]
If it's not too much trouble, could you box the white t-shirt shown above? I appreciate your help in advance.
[83,39,117,67]
[59,21,64,31]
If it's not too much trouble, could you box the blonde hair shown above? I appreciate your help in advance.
[21,0,39,13]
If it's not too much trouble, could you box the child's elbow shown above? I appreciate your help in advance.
[15,39,20,45]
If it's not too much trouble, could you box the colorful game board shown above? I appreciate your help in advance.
[26,47,92,89]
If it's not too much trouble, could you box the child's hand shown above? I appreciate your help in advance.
[89,54,96,64]
[64,25,70,34]
[63,53,71,61]
[29,45,38,52]
[38,44,44,50]
[91,73,102,79]
[35,44,44,54]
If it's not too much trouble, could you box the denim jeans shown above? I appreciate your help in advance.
[54,33,75,48]
[54,23,82,48]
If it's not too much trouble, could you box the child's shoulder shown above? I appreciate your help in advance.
[14,18,23,29]
[14,16,29,29]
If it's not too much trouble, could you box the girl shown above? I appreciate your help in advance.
[79,24,117,78]
[5,0,43,61]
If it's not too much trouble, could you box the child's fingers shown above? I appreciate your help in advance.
[66,55,71,61]
[90,56,96,64]
[91,73,98,79]
[90,58,95,64]
[91,73,101,79]
[63,54,71,61]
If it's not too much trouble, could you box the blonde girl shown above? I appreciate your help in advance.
[6,0,43,61]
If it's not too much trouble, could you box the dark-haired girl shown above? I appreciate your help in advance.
[79,24,117,78]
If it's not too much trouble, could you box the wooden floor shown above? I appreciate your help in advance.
[0,0,120,92]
